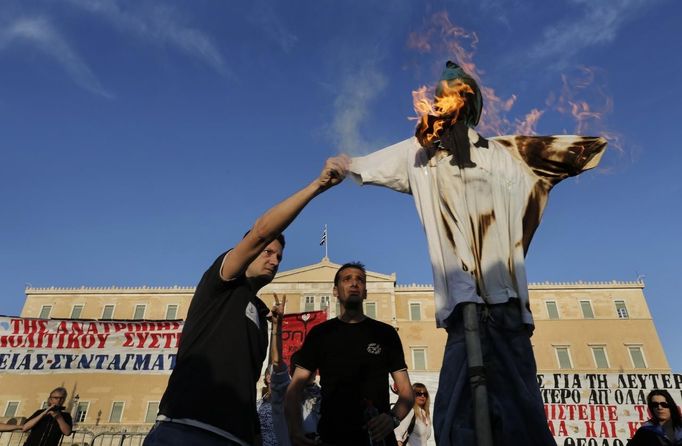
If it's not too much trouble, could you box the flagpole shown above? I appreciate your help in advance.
[324,224,328,258]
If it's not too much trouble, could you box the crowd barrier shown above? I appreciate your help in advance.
[0,429,149,446]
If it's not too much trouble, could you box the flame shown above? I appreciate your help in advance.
[514,109,544,135]
[412,80,474,146]
[406,11,623,161]
[408,11,516,139]
[551,67,621,153]
[407,32,431,53]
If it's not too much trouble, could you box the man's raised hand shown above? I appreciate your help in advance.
[317,155,350,191]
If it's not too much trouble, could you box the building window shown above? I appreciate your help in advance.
[546,301,559,320]
[165,305,178,320]
[70,304,84,319]
[580,301,594,319]
[102,305,115,320]
[39,305,52,319]
[615,300,629,319]
[3,401,19,418]
[109,402,124,423]
[411,347,427,370]
[75,402,90,423]
[591,346,609,368]
[365,302,377,319]
[555,346,572,369]
[145,402,160,423]
[304,296,315,312]
[320,296,330,311]
[133,304,146,320]
[628,346,647,368]
[409,302,422,321]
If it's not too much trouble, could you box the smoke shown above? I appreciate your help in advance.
[331,63,388,156]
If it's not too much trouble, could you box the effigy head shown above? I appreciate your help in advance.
[414,60,484,148]
[436,61,483,128]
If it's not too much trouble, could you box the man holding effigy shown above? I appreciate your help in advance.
[350,61,607,446]
[144,155,349,446]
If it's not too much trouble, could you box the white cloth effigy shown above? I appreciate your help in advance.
[350,130,606,328]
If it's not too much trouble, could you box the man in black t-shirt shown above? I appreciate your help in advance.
[285,262,415,446]
[144,156,349,446]
[21,387,73,446]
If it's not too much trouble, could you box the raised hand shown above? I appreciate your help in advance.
[271,293,287,325]
[317,155,350,191]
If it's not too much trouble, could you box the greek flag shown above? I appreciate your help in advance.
[320,227,327,246]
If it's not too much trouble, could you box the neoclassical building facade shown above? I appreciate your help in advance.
[0,257,670,438]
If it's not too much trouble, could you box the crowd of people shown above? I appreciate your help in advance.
[9,384,681,445]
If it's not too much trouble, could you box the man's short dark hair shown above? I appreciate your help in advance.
[334,262,366,286]
[242,230,286,249]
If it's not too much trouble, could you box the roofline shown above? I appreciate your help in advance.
[25,280,644,295]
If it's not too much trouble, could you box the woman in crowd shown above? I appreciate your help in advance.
[630,389,682,445]
[395,383,432,446]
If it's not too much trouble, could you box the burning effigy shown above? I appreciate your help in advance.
[350,61,606,446]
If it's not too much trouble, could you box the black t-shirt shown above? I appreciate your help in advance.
[295,317,407,446]
[24,410,72,446]
[159,252,269,444]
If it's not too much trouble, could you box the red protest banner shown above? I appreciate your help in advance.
[280,310,327,367]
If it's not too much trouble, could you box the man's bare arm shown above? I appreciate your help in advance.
[366,369,414,442]
[221,156,349,281]
[54,412,72,436]
[21,409,48,432]
[390,370,414,420]
[269,294,287,372]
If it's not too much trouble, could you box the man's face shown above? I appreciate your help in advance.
[245,240,283,283]
[333,267,367,308]
[48,392,66,407]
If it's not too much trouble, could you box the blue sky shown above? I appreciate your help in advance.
[1,0,681,370]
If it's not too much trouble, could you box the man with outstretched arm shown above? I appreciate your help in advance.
[285,262,414,446]
[144,155,349,446]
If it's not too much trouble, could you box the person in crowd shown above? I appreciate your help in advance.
[285,262,414,446]
[144,156,349,446]
[629,389,682,445]
[21,387,73,446]
[258,366,277,446]
[395,383,432,446]
[266,295,322,446]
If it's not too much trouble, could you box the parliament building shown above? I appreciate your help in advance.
[0,257,671,443]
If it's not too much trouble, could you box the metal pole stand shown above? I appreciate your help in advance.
[462,302,493,446]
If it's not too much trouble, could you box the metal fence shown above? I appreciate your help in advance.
[0,429,149,446]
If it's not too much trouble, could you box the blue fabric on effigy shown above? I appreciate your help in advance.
[433,300,557,446]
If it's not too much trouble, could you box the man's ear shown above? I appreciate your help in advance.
[333,286,338,298]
